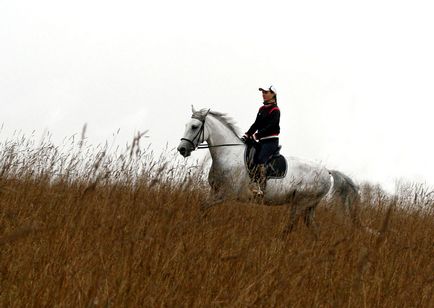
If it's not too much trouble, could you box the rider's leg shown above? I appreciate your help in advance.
[253,139,279,195]
[258,163,267,193]
[249,164,263,195]
[253,138,279,196]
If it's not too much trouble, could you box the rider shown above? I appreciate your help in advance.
[242,85,280,197]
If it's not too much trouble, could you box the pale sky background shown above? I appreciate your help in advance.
[1,0,434,192]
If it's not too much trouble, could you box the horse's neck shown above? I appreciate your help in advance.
[206,116,244,166]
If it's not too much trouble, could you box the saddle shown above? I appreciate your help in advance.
[244,140,287,180]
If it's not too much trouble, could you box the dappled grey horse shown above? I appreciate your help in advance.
[177,107,359,233]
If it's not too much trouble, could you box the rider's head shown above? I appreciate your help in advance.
[259,85,277,103]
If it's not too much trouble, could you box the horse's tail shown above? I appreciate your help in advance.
[328,170,360,224]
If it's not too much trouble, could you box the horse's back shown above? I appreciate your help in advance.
[286,156,329,180]
[267,156,331,197]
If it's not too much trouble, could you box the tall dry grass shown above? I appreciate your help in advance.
[0,132,433,307]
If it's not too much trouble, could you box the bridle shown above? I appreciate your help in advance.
[180,109,245,150]
[180,111,207,150]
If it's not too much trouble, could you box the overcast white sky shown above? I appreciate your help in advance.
[1,0,434,192]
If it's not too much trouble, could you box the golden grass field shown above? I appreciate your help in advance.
[0,134,433,307]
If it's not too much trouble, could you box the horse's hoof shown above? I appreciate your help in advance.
[310,230,320,241]
[200,209,209,219]
[281,226,293,238]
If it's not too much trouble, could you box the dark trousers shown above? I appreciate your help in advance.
[253,138,279,165]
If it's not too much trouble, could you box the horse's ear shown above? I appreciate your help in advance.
[191,105,197,114]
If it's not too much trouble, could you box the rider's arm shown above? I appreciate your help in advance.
[245,111,261,137]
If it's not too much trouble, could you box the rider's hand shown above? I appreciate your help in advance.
[241,134,249,143]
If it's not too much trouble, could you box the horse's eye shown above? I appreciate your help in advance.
[192,125,199,130]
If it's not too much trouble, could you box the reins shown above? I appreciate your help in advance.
[197,143,244,149]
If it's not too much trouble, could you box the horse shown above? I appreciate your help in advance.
[177,107,359,234]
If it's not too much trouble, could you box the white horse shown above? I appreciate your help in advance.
[177,107,359,233]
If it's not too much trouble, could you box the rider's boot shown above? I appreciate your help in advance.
[251,164,266,198]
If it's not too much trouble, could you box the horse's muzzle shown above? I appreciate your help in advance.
[177,142,192,157]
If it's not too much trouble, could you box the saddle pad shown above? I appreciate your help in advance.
[266,155,287,179]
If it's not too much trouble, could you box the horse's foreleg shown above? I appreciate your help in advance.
[200,185,224,215]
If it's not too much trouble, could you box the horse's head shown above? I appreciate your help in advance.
[177,106,210,157]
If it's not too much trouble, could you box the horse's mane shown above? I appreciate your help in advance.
[192,109,241,136]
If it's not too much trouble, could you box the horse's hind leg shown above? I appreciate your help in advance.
[303,206,315,226]
[303,205,320,239]
[282,190,300,235]
[283,204,298,235]
[336,192,361,228]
